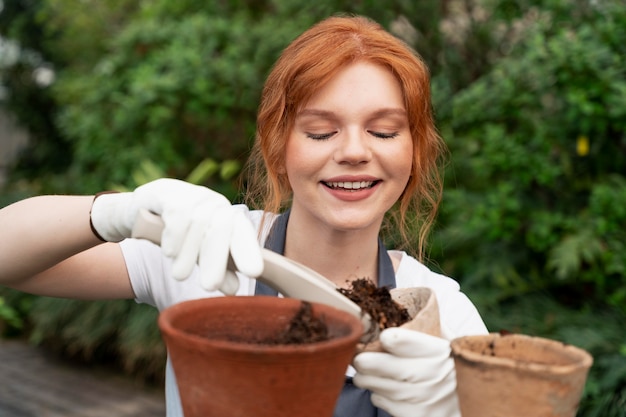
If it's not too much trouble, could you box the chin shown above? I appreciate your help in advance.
[327,212,382,233]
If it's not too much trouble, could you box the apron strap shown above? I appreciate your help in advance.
[255,210,290,295]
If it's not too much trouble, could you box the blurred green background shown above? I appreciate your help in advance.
[0,0,624,414]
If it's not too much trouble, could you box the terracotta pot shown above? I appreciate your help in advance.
[451,333,593,417]
[158,296,363,417]
[359,287,441,352]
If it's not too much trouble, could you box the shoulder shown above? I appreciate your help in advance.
[391,250,488,337]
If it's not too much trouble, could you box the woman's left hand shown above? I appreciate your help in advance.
[352,327,461,417]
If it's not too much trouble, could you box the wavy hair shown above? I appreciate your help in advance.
[243,15,447,260]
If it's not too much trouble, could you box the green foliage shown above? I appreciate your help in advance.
[28,297,165,381]
[0,0,72,180]
[0,288,34,334]
[427,4,626,414]
[432,0,626,312]
[111,157,242,200]
[116,302,165,379]
[0,296,22,331]
[52,13,262,192]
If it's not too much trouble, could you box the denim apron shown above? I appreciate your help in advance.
[255,210,395,417]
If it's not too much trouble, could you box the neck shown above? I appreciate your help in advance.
[284,211,380,288]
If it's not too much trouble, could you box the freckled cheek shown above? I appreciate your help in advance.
[285,141,318,183]
[392,143,414,186]
[284,137,299,177]
[396,166,413,195]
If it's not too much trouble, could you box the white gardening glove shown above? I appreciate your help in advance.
[352,327,460,417]
[90,178,264,294]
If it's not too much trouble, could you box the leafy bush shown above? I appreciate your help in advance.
[428,2,626,415]
[53,13,267,192]
[0,296,23,332]
[27,295,165,382]
[432,0,626,309]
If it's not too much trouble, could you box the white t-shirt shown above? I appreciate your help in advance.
[120,206,488,416]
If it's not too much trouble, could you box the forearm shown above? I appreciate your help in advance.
[0,178,264,298]
[0,195,102,286]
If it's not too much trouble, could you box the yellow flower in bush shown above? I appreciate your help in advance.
[576,135,589,156]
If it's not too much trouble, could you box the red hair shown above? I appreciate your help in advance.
[243,15,447,259]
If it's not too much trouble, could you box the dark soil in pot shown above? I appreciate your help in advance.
[339,277,411,333]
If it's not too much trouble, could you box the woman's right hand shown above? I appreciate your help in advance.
[90,178,264,294]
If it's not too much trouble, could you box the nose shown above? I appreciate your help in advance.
[334,128,372,165]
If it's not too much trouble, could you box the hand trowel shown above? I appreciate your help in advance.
[131,209,375,342]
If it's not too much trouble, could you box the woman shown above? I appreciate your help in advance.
[0,15,487,417]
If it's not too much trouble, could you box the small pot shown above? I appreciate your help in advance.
[158,296,363,417]
[359,287,441,352]
[451,333,593,417]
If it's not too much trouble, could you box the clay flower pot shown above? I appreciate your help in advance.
[451,333,593,417]
[158,296,363,417]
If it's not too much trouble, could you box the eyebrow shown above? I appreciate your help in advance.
[297,108,407,119]
[296,109,336,120]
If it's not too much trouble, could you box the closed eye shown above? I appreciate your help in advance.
[306,132,336,140]
[368,131,399,139]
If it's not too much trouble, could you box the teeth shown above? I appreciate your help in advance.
[327,181,373,190]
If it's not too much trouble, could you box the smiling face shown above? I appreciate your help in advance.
[285,61,413,235]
